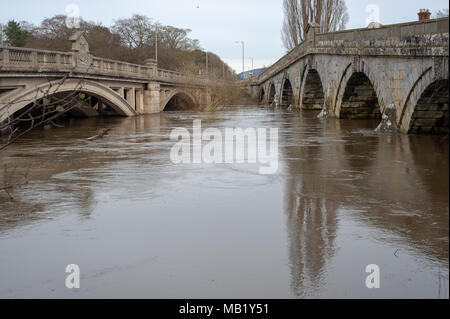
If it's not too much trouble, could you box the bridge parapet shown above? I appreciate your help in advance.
[315,17,449,45]
[156,68,208,85]
[0,45,208,86]
[0,46,74,72]
[1,41,208,87]
[257,40,310,84]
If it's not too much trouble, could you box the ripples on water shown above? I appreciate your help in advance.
[0,107,448,298]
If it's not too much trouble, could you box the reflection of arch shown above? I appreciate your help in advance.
[258,87,265,103]
[399,67,449,134]
[268,83,276,105]
[283,136,339,297]
[299,68,324,110]
[336,72,381,119]
[0,79,137,122]
[281,77,294,108]
[161,90,198,111]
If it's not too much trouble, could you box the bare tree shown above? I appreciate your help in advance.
[111,14,155,49]
[281,0,349,51]
[434,8,449,18]
[1,164,30,200]
[159,26,193,50]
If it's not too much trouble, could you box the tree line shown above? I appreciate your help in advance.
[0,14,236,78]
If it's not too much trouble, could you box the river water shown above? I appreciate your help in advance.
[0,106,448,299]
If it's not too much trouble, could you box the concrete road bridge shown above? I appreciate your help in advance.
[0,31,211,123]
[249,18,449,134]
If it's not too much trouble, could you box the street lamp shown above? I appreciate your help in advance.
[155,30,158,65]
[206,51,208,77]
[235,41,244,76]
[0,25,3,46]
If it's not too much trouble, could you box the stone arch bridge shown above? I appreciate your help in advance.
[250,18,449,134]
[0,31,210,123]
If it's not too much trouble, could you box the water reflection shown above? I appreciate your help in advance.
[281,112,448,297]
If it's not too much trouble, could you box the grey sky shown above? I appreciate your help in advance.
[0,0,448,72]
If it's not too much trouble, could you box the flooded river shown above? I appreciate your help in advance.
[0,106,448,298]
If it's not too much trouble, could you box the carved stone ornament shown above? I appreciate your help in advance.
[69,31,92,70]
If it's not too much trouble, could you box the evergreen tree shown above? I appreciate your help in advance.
[5,20,28,47]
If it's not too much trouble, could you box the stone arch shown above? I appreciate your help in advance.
[258,87,265,103]
[299,67,325,110]
[333,63,352,116]
[161,90,198,111]
[268,82,276,105]
[334,66,382,119]
[280,77,294,108]
[399,67,449,134]
[334,61,384,119]
[0,79,137,122]
[403,78,449,134]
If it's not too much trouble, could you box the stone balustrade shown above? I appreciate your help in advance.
[0,46,208,86]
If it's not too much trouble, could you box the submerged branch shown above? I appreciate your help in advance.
[1,164,30,200]
[87,128,112,141]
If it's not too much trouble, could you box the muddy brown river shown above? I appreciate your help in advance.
[0,106,448,298]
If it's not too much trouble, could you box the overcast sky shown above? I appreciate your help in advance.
[1,0,448,72]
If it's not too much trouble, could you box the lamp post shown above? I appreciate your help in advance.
[155,31,158,65]
[235,41,244,76]
[206,51,208,77]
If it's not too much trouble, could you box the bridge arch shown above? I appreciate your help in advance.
[268,83,276,105]
[258,87,265,103]
[334,65,382,120]
[161,90,199,111]
[399,67,449,134]
[0,79,137,122]
[280,77,294,108]
[299,67,325,110]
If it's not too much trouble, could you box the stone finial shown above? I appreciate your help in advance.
[305,22,320,34]
[69,30,92,70]
[69,30,89,54]
[145,58,157,66]
[305,22,320,45]
[367,21,383,29]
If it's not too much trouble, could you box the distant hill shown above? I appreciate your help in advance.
[238,68,265,79]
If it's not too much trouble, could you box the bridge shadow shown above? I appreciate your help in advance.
[163,92,199,111]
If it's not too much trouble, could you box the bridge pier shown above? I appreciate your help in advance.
[124,88,135,111]
[136,89,144,114]
[143,82,161,114]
